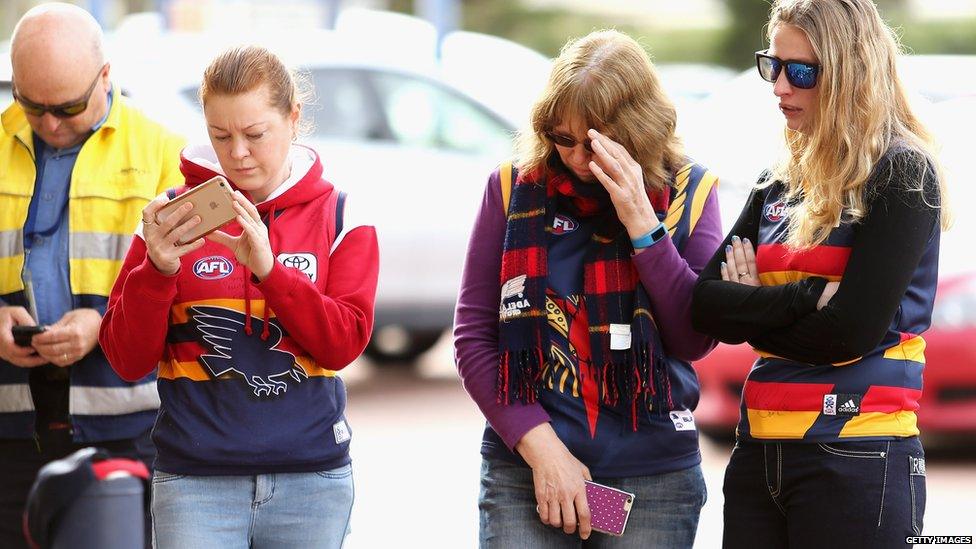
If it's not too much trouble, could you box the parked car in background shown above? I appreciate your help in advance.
[0,21,519,364]
[285,53,513,362]
[694,271,976,442]
[140,31,515,363]
[440,30,552,127]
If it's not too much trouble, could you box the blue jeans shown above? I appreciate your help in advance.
[479,458,706,548]
[723,438,926,548]
[150,464,354,549]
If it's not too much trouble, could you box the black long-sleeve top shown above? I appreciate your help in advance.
[692,147,941,365]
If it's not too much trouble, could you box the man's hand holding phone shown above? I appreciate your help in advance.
[515,423,593,539]
[31,308,102,367]
[0,306,48,368]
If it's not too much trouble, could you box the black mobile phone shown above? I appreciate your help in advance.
[12,325,46,347]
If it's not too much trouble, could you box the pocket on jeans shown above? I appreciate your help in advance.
[151,470,186,484]
[816,441,888,459]
[314,463,353,479]
[908,455,926,536]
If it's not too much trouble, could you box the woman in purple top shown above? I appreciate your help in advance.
[454,30,723,548]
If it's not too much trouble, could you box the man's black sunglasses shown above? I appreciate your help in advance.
[755,51,820,90]
[12,64,106,119]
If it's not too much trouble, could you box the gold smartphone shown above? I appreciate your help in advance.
[155,176,237,245]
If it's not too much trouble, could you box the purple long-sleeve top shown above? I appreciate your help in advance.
[453,168,722,452]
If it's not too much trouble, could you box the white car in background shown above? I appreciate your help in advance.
[2,17,523,364]
[105,27,519,363]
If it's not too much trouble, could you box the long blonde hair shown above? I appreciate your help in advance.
[768,0,948,249]
[516,30,683,193]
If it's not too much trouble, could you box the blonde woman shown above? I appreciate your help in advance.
[691,0,947,546]
[455,30,722,547]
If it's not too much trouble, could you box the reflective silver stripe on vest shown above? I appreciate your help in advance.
[0,384,35,412]
[69,383,160,416]
[70,232,133,262]
[0,229,24,259]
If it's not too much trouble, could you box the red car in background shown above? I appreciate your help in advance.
[693,271,976,443]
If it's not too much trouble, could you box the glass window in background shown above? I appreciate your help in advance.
[370,72,511,156]
[309,68,387,141]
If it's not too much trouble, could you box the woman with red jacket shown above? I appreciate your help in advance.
[99,46,378,548]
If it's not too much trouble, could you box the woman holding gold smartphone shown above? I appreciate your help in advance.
[100,45,378,548]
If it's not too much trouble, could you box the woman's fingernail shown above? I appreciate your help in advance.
[731,235,740,243]
[726,245,732,253]
[743,238,751,245]
[721,262,727,270]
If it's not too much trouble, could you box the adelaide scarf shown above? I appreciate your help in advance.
[497,163,674,428]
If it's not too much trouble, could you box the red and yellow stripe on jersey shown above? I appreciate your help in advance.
[158,298,338,382]
[737,183,934,442]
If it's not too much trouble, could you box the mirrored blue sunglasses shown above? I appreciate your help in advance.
[755,50,820,89]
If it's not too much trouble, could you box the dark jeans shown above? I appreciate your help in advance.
[723,437,926,549]
[0,429,155,549]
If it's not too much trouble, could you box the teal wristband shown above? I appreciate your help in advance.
[630,222,667,248]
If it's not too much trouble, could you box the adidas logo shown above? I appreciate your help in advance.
[823,393,861,416]
[838,399,859,413]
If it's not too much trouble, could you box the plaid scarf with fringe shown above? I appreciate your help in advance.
[497,164,674,429]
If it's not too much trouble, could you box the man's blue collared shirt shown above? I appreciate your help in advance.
[23,90,113,325]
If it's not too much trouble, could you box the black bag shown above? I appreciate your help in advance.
[24,447,149,549]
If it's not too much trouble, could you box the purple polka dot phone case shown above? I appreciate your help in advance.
[585,480,635,537]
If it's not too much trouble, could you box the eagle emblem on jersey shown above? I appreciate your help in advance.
[190,305,309,397]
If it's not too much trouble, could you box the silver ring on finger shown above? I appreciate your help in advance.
[62,353,68,362]
[739,272,749,278]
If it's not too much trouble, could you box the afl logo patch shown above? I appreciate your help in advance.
[193,256,234,279]
[277,253,318,282]
[764,201,786,222]
[552,214,578,235]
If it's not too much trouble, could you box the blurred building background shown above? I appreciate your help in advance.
[5,0,976,65]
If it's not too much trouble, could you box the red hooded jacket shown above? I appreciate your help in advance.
[99,144,378,474]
